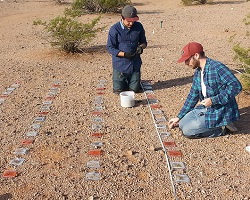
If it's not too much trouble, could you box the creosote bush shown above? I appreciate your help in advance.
[65,0,130,17]
[34,16,101,53]
[233,13,250,93]
[34,0,129,53]
[181,0,210,6]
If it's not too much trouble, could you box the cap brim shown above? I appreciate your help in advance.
[177,54,190,63]
[125,16,139,22]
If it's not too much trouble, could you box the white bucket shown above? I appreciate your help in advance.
[120,91,135,107]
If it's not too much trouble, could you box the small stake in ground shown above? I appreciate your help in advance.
[45,96,55,100]
[93,117,103,122]
[88,149,103,156]
[2,170,18,178]
[152,110,163,115]
[168,150,182,157]
[92,141,103,148]
[37,111,49,116]
[13,148,29,155]
[163,141,176,147]
[30,123,41,130]
[160,132,171,138]
[96,87,105,91]
[171,162,185,170]
[92,124,102,130]
[174,174,190,183]
[26,131,38,137]
[150,104,162,109]
[9,158,25,166]
[87,160,100,168]
[21,139,35,145]
[91,111,103,115]
[97,92,105,95]
[91,133,103,138]
[147,94,156,99]
[86,172,101,181]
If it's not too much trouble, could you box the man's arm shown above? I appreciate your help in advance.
[210,63,242,106]
[107,26,120,56]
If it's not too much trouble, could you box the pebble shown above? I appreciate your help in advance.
[245,145,250,153]
[149,146,155,151]
[126,150,133,155]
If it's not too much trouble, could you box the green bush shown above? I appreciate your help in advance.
[34,0,127,53]
[233,44,250,67]
[34,15,102,53]
[233,13,250,93]
[96,0,131,12]
[65,0,130,16]
[181,0,209,6]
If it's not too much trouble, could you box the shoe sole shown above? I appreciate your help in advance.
[225,125,238,132]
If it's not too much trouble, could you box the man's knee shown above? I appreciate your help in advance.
[180,126,202,139]
[181,128,199,139]
[182,130,204,139]
[129,81,141,93]
[181,127,225,139]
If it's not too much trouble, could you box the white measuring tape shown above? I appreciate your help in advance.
[141,81,190,200]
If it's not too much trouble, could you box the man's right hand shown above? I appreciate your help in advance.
[124,52,136,59]
[136,46,143,54]
[168,118,180,129]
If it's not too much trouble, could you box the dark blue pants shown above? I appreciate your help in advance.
[112,68,141,92]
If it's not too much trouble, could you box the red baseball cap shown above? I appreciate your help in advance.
[177,42,203,63]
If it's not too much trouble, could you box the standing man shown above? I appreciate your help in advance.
[107,5,147,94]
[168,42,242,138]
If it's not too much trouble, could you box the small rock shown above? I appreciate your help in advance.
[149,146,155,151]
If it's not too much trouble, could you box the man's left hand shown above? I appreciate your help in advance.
[136,46,143,54]
[200,98,212,107]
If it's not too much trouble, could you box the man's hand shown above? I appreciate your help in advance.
[136,46,143,54]
[168,118,180,129]
[199,98,212,107]
[124,52,136,59]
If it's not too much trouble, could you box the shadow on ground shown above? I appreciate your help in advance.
[0,193,12,200]
[80,45,107,54]
[235,105,250,134]
[152,76,193,90]
[209,1,246,5]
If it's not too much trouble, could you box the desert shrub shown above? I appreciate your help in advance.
[96,0,131,12]
[64,0,85,17]
[233,44,250,67]
[243,13,250,25]
[34,15,102,53]
[65,0,130,17]
[54,0,63,4]
[233,13,250,93]
[181,0,210,6]
[64,7,84,17]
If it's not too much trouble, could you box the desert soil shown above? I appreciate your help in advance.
[0,0,250,199]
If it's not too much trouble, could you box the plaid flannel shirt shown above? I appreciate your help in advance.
[178,58,242,128]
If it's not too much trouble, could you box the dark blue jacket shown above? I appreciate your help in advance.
[107,21,147,74]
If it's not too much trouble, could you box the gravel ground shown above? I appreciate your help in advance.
[0,0,250,199]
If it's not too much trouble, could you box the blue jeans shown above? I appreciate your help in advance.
[112,68,141,92]
[179,106,225,138]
